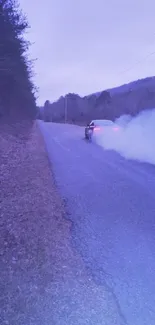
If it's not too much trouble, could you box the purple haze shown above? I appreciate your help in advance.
[20,0,155,104]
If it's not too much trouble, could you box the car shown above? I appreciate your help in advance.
[85,119,120,140]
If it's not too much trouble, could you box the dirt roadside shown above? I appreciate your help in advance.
[0,121,125,325]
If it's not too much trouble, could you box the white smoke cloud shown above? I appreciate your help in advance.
[96,109,155,164]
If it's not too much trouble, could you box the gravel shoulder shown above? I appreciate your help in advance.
[0,121,125,325]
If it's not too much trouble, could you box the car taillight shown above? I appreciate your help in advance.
[94,127,100,131]
[113,127,119,131]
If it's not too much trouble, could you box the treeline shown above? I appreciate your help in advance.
[0,0,36,119]
[39,77,155,124]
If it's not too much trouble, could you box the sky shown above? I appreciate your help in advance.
[19,0,155,105]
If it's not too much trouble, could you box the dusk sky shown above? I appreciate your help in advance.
[20,0,155,105]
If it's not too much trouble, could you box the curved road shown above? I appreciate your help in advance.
[39,121,155,325]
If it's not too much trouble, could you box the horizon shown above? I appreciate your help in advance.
[19,0,155,105]
[39,75,155,106]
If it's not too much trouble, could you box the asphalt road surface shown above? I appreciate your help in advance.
[39,121,155,325]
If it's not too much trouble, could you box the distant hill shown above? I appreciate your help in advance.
[90,76,155,96]
[39,76,155,123]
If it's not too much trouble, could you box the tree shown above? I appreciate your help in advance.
[0,0,37,119]
[43,100,51,121]
[95,91,111,107]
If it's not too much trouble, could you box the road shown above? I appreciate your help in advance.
[39,121,155,325]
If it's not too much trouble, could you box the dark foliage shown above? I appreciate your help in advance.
[0,0,37,119]
[95,91,111,106]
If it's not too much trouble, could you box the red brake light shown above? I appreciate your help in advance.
[94,127,100,131]
[113,127,119,131]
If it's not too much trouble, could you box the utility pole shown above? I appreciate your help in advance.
[65,95,67,123]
